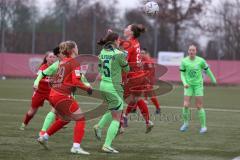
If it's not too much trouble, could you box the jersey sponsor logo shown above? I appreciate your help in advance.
[188,69,198,78]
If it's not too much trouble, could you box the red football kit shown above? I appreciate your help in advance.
[46,57,91,144]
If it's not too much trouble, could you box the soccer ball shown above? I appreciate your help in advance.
[144,1,159,15]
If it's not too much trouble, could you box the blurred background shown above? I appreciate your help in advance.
[0,0,240,84]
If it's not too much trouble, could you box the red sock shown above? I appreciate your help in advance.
[73,118,85,143]
[23,113,34,125]
[137,99,150,124]
[151,96,160,109]
[125,102,137,116]
[47,119,69,136]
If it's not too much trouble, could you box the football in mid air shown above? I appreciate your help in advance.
[144,1,160,15]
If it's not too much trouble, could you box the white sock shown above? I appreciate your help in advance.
[43,133,49,139]
[73,143,80,148]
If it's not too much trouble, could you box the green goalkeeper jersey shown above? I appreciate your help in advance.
[180,56,216,86]
[98,48,129,85]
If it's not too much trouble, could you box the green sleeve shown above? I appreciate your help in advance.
[180,72,187,86]
[202,59,217,84]
[43,61,59,76]
[33,72,44,87]
[117,52,129,73]
[205,68,217,84]
[33,61,59,87]
[179,61,187,86]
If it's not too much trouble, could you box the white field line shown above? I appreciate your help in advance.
[0,98,240,113]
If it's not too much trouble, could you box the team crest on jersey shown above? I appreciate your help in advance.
[29,57,42,74]
[195,64,199,69]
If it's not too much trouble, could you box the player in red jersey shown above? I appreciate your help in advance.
[37,41,92,155]
[141,48,161,114]
[121,24,154,133]
[20,52,57,130]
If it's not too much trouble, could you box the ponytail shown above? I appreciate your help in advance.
[131,24,146,38]
[97,32,119,46]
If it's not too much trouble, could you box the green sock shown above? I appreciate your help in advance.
[98,112,112,129]
[104,120,120,147]
[41,112,55,131]
[182,107,190,125]
[198,108,206,128]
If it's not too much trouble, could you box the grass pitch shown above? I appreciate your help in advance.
[0,79,239,160]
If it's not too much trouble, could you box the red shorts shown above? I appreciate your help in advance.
[49,90,80,121]
[31,91,50,108]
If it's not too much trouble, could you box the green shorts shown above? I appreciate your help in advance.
[184,84,204,96]
[100,81,124,111]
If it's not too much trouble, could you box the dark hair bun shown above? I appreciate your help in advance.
[98,32,119,46]
[53,46,60,56]
[97,39,106,46]
[131,24,146,38]
[137,24,146,33]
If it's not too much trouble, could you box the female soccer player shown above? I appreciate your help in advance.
[20,51,57,130]
[37,41,92,155]
[179,44,217,134]
[94,32,129,153]
[33,46,61,136]
[121,24,154,133]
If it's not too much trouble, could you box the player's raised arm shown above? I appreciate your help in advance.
[34,47,60,89]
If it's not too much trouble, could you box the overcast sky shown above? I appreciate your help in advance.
[37,0,141,12]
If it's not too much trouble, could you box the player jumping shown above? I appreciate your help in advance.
[93,32,129,153]
[121,24,154,133]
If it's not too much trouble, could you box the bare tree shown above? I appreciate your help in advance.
[203,0,240,60]
[155,0,211,50]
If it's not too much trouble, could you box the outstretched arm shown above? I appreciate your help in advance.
[33,61,59,88]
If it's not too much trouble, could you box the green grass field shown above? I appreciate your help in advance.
[0,79,240,160]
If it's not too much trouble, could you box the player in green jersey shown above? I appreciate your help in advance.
[93,32,129,153]
[179,44,217,134]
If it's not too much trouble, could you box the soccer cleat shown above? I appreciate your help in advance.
[70,147,90,155]
[19,123,26,131]
[102,146,119,154]
[146,120,154,134]
[200,127,207,134]
[123,115,128,128]
[155,108,161,114]
[93,125,102,141]
[37,136,49,150]
[180,123,189,132]
[39,130,46,137]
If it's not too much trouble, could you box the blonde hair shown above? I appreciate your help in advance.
[59,41,77,57]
